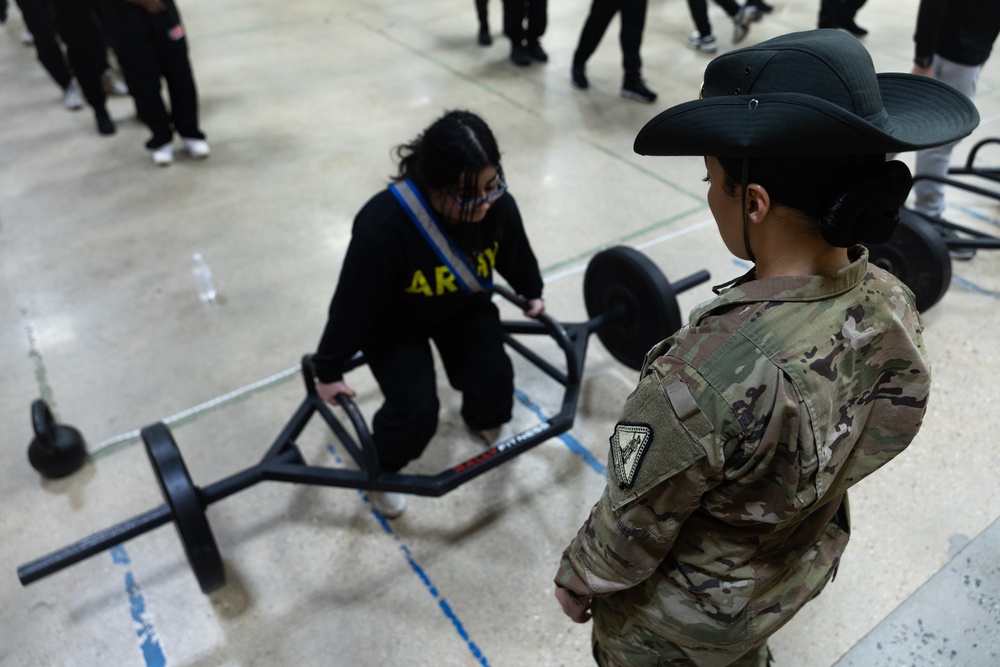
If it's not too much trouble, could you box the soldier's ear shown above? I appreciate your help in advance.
[745,184,771,225]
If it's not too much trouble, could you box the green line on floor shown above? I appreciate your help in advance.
[89,365,302,461]
[24,321,57,418]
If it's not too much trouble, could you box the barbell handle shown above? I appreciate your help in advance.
[672,269,712,294]
[17,504,172,585]
[493,284,582,384]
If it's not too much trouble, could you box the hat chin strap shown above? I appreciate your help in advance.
[740,158,756,264]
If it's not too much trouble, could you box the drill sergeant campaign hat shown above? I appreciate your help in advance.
[634,29,980,157]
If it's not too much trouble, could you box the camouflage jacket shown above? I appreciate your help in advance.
[556,247,930,653]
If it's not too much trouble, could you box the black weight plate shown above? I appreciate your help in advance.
[584,246,681,370]
[866,208,951,312]
[142,423,226,594]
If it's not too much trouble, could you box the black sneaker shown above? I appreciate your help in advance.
[95,113,116,136]
[621,77,657,103]
[478,25,492,46]
[510,43,531,66]
[571,65,588,89]
[838,18,868,36]
[527,40,548,62]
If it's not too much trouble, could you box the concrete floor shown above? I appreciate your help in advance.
[3,0,1000,665]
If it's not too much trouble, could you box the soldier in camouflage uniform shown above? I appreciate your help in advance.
[554,30,979,666]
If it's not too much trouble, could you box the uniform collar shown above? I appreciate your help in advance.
[691,246,870,325]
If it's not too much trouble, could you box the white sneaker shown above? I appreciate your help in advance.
[475,426,503,447]
[151,143,174,167]
[370,491,407,518]
[735,5,761,27]
[687,32,719,54]
[63,81,83,110]
[102,69,129,96]
[180,137,210,159]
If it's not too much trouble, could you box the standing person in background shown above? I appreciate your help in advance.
[503,0,547,66]
[911,0,1000,259]
[99,0,209,166]
[818,0,868,36]
[570,0,657,103]
[553,29,978,666]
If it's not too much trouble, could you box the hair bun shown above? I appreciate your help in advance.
[819,160,913,246]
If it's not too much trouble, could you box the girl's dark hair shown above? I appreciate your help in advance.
[393,109,503,216]
[392,110,505,256]
[716,154,912,247]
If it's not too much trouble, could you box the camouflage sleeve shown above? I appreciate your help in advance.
[555,369,722,597]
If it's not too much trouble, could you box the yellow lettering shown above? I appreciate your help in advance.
[435,265,458,295]
[405,270,433,296]
[478,243,499,277]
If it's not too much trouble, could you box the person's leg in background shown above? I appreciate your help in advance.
[52,0,115,134]
[571,0,617,89]
[100,0,175,164]
[475,0,491,45]
[525,0,547,61]
[913,56,982,220]
[13,0,75,105]
[151,0,208,158]
[503,0,529,65]
[618,0,656,103]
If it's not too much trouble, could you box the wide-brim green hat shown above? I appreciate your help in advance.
[634,29,979,157]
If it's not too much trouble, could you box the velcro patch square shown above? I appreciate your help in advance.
[610,422,653,489]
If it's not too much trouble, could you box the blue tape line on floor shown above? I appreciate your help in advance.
[952,274,1000,300]
[514,388,605,476]
[111,546,167,667]
[952,204,1000,226]
[327,448,491,667]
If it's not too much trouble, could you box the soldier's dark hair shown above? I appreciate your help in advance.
[393,109,505,223]
[716,154,912,247]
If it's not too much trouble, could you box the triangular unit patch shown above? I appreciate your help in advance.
[610,422,653,489]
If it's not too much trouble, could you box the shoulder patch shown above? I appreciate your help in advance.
[610,422,653,489]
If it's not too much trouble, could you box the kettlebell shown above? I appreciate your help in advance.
[28,399,87,478]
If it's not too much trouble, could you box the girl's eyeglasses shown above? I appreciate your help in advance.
[450,178,508,208]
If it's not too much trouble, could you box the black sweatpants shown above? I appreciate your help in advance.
[51,0,109,112]
[572,0,648,79]
[364,296,514,473]
[818,0,866,28]
[502,0,546,45]
[99,0,203,147]
[14,0,71,90]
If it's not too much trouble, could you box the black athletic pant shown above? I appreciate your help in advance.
[51,0,109,113]
[365,296,514,473]
[502,0,546,45]
[572,0,648,79]
[99,0,203,147]
[818,0,866,28]
[14,0,71,90]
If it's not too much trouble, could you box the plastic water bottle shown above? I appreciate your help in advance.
[191,252,217,303]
